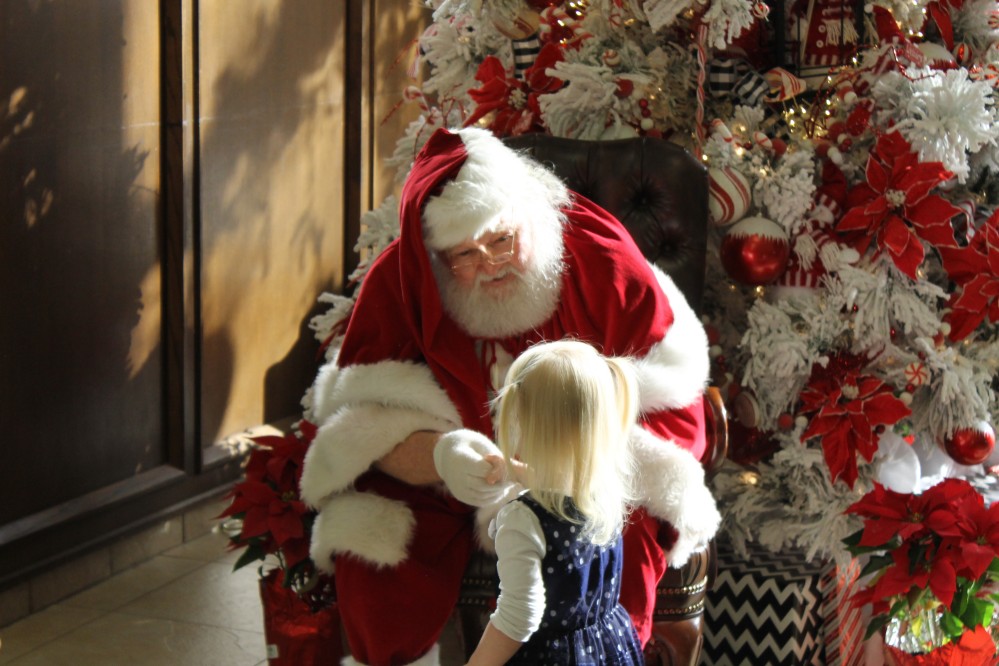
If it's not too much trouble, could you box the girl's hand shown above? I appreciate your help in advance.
[484,455,529,485]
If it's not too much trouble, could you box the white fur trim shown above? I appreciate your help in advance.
[301,360,463,506]
[422,127,569,250]
[633,265,710,413]
[300,403,456,507]
[340,644,440,666]
[312,359,462,426]
[310,491,416,571]
[629,426,721,568]
[423,128,526,249]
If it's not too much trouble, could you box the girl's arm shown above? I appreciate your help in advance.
[466,622,523,666]
[467,501,546,664]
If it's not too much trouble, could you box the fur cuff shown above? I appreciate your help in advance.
[310,491,416,571]
[300,403,455,507]
[633,266,709,413]
[629,426,721,567]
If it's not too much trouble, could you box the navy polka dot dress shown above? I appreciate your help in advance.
[507,495,644,665]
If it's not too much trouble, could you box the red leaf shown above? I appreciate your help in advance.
[862,392,912,427]
[822,425,860,487]
[881,214,924,278]
[241,506,272,539]
[907,195,961,248]
[927,1,955,50]
[898,162,953,205]
[865,155,889,194]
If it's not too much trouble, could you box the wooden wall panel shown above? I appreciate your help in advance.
[369,0,428,208]
[197,1,346,446]
[0,0,348,592]
[0,1,164,524]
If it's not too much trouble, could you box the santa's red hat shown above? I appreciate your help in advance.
[416,127,568,250]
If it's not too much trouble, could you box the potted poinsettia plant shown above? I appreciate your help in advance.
[219,421,317,584]
[218,421,341,665]
[844,477,999,664]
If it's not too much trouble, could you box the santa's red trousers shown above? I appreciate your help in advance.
[335,472,666,666]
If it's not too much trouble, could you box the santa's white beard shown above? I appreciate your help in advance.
[437,254,564,339]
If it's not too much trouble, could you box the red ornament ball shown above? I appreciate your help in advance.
[943,421,996,465]
[720,216,791,285]
[777,412,795,431]
[525,0,558,9]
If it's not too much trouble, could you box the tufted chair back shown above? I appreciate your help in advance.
[502,134,709,314]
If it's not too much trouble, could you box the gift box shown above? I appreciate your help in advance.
[700,540,864,666]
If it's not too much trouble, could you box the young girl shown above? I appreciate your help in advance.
[467,340,644,666]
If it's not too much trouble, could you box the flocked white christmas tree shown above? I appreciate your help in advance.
[319,0,999,566]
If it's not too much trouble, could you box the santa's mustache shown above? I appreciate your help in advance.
[473,266,521,288]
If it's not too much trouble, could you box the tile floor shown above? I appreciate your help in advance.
[0,527,270,665]
[0,517,469,666]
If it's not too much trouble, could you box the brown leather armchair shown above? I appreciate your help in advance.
[453,135,728,666]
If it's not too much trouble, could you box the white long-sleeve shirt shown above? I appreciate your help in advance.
[488,499,548,641]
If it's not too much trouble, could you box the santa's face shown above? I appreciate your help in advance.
[434,223,562,339]
[442,227,531,293]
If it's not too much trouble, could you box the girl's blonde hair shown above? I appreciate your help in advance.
[494,340,638,545]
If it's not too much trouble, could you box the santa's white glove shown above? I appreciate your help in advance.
[433,429,511,507]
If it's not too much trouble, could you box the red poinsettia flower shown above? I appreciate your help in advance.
[946,493,999,581]
[464,42,563,136]
[845,484,932,546]
[244,430,310,493]
[845,479,999,647]
[798,353,868,416]
[941,210,999,341]
[800,370,911,487]
[836,131,961,279]
[218,426,317,570]
[871,542,959,608]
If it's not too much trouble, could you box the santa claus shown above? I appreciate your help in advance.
[299,127,719,666]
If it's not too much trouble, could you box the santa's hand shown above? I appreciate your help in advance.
[434,430,511,506]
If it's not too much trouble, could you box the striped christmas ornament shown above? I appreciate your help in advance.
[732,69,769,107]
[708,58,750,97]
[511,34,541,78]
[763,67,807,103]
[708,166,752,226]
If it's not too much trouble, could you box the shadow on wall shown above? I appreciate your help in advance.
[0,2,164,522]
[144,2,345,445]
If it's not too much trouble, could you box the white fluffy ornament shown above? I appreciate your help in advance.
[708,166,752,226]
[874,430,921,493]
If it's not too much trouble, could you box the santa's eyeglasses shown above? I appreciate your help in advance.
[446,231,517,271]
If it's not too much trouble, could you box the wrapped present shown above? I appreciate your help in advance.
[700,540,864,666]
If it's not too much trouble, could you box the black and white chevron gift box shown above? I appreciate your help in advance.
[700,540,865,666]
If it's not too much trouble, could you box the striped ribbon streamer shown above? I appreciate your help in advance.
[695,23,708,158]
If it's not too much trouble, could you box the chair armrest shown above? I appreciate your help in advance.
[701,386,728,478]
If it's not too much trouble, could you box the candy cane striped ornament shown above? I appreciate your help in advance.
[708,166,752,226]
[903,361,928,387]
